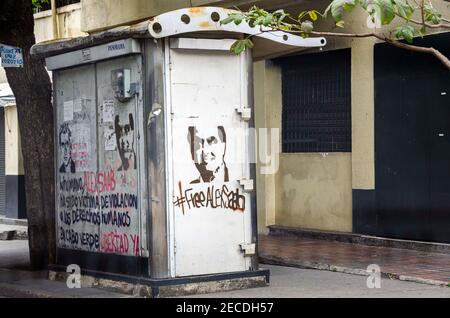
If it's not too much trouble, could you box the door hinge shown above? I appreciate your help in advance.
[235,107,252,121]
[239,178,254,192]
[239,243,256,256]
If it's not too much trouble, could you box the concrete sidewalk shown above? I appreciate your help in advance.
[2,240,450,297]
[259,235,450,287]
[0,241,129,298]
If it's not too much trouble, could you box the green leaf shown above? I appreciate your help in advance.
[309,10,318,21]
[221,14,238,25]
[231,40,247,54]
[424,3,442,25]
[373,0,395,25]
[280,23,293,31]
[244,38,254,49]
[419,26,427,38]
[298,11,308,21]
[343,2,355,12]
[367,0,394,26]
[394,0,414,20]
[395,25,415,44]
[263,14,274,26]
[336,20,345,28]
[254,16,265,26]
[324,0,356,21]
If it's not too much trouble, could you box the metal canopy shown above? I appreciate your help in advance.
[149,7,326,60]
[31,7,326,61]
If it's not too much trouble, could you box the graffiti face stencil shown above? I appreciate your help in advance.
[59,123,76,173]
[188,126,229,184]
[115,113,136,171]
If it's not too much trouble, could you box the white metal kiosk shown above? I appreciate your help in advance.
[32,7,326,297]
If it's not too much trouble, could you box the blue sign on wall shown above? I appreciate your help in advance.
[0,44,24,68]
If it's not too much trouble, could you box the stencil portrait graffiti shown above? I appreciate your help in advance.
[59,123,76,173]
[114,113,136,171]
[188,126,229,184]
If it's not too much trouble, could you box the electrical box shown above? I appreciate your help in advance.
[111,68,132,102]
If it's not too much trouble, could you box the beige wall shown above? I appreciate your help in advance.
[275,154,353,232]
[254,60,280,234]
[254,60,353,233]
[81,0,191,33]
[80,0,299,33]
[4,106,23,175]
[34,3,86,43]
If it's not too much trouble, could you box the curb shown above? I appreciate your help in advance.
[0,217,28,227]
[0,229,28,240]
[0,282,67,298]
[259,255,450,288]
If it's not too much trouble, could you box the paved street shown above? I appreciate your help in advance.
[1,240,450,297]
[191,265,450,298]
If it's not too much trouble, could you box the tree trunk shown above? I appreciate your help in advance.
[0,0,55,269]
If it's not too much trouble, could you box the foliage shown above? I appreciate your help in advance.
[221,1,450,54]
[32,0,50,12]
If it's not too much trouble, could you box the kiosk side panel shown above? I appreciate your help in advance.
[54,50,148,276]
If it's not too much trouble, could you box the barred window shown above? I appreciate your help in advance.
[277,49,351,153]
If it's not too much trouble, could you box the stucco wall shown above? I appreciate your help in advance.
[81,0,191,33]
[34,3,86,43]
[80,0,294,33]
[254,60,280,234]
[254,59,353,233]
[275,153,353,232]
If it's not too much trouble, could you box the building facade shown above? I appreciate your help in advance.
[0,1,86,219]
[6,0,450,244]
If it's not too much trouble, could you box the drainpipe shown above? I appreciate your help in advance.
[51,0,59,40]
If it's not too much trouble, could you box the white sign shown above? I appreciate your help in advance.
[104,126,116,151]
[102,100,115,123]
[0,44,23,68]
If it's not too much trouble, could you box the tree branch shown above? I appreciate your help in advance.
[421,0,425,26]
[309,30,450,71]
[269,27,450,71]
[394,12,450,29]
[383,38,450,70]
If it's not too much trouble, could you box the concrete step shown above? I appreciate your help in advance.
[268,225,450,255]
[0,224,28,240]
[0,217,28,227]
